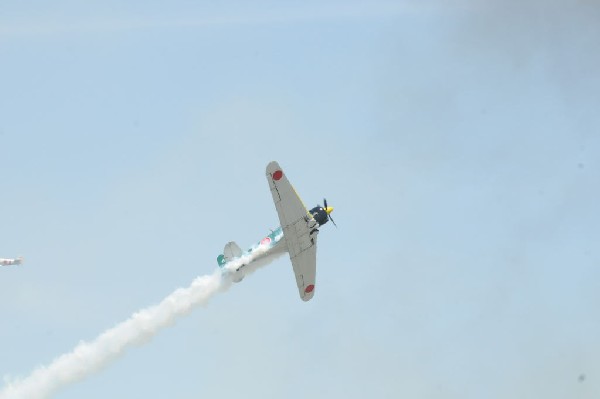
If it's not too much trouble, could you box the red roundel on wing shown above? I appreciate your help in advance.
[272,170,283,181]
[261,237,271,245]
[304,284,315,293]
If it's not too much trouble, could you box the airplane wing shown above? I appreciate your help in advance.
[266,161,317,301]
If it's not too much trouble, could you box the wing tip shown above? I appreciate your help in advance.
[266,161,280,174]
[300,284,315,301]
[301,293,314,302]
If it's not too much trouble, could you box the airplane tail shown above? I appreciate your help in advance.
[217,242,245,283]
[216,242,243,268]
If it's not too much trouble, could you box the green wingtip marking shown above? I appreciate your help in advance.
[217,254,226,267]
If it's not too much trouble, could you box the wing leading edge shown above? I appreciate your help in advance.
[266,161,317,301]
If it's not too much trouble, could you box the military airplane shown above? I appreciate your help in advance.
[217,161,335,301]
[1,256,23,266]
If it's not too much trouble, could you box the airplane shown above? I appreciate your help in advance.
[1,256,23,266]
[217,161,335,301]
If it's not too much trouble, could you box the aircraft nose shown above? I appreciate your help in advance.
[325,206,334,215]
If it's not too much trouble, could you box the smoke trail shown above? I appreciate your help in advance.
[0,244,283,399]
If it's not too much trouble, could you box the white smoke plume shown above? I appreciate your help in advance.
[0,243,283,399]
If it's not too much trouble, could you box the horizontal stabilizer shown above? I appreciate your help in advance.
[224,241,243,260]
[217,242,244,268]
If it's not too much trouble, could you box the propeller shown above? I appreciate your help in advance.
[323,198,337,227]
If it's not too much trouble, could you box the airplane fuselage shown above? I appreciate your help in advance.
[217,206,332,277]
[245,226,287,263]
[217,226,287,277]
[0,257,22,266]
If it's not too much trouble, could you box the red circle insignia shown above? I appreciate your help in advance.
[304,284,315,293]
[272,170,283,181]
[261,237,271,245]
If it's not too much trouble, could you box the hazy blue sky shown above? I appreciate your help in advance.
[1,1,599,398]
